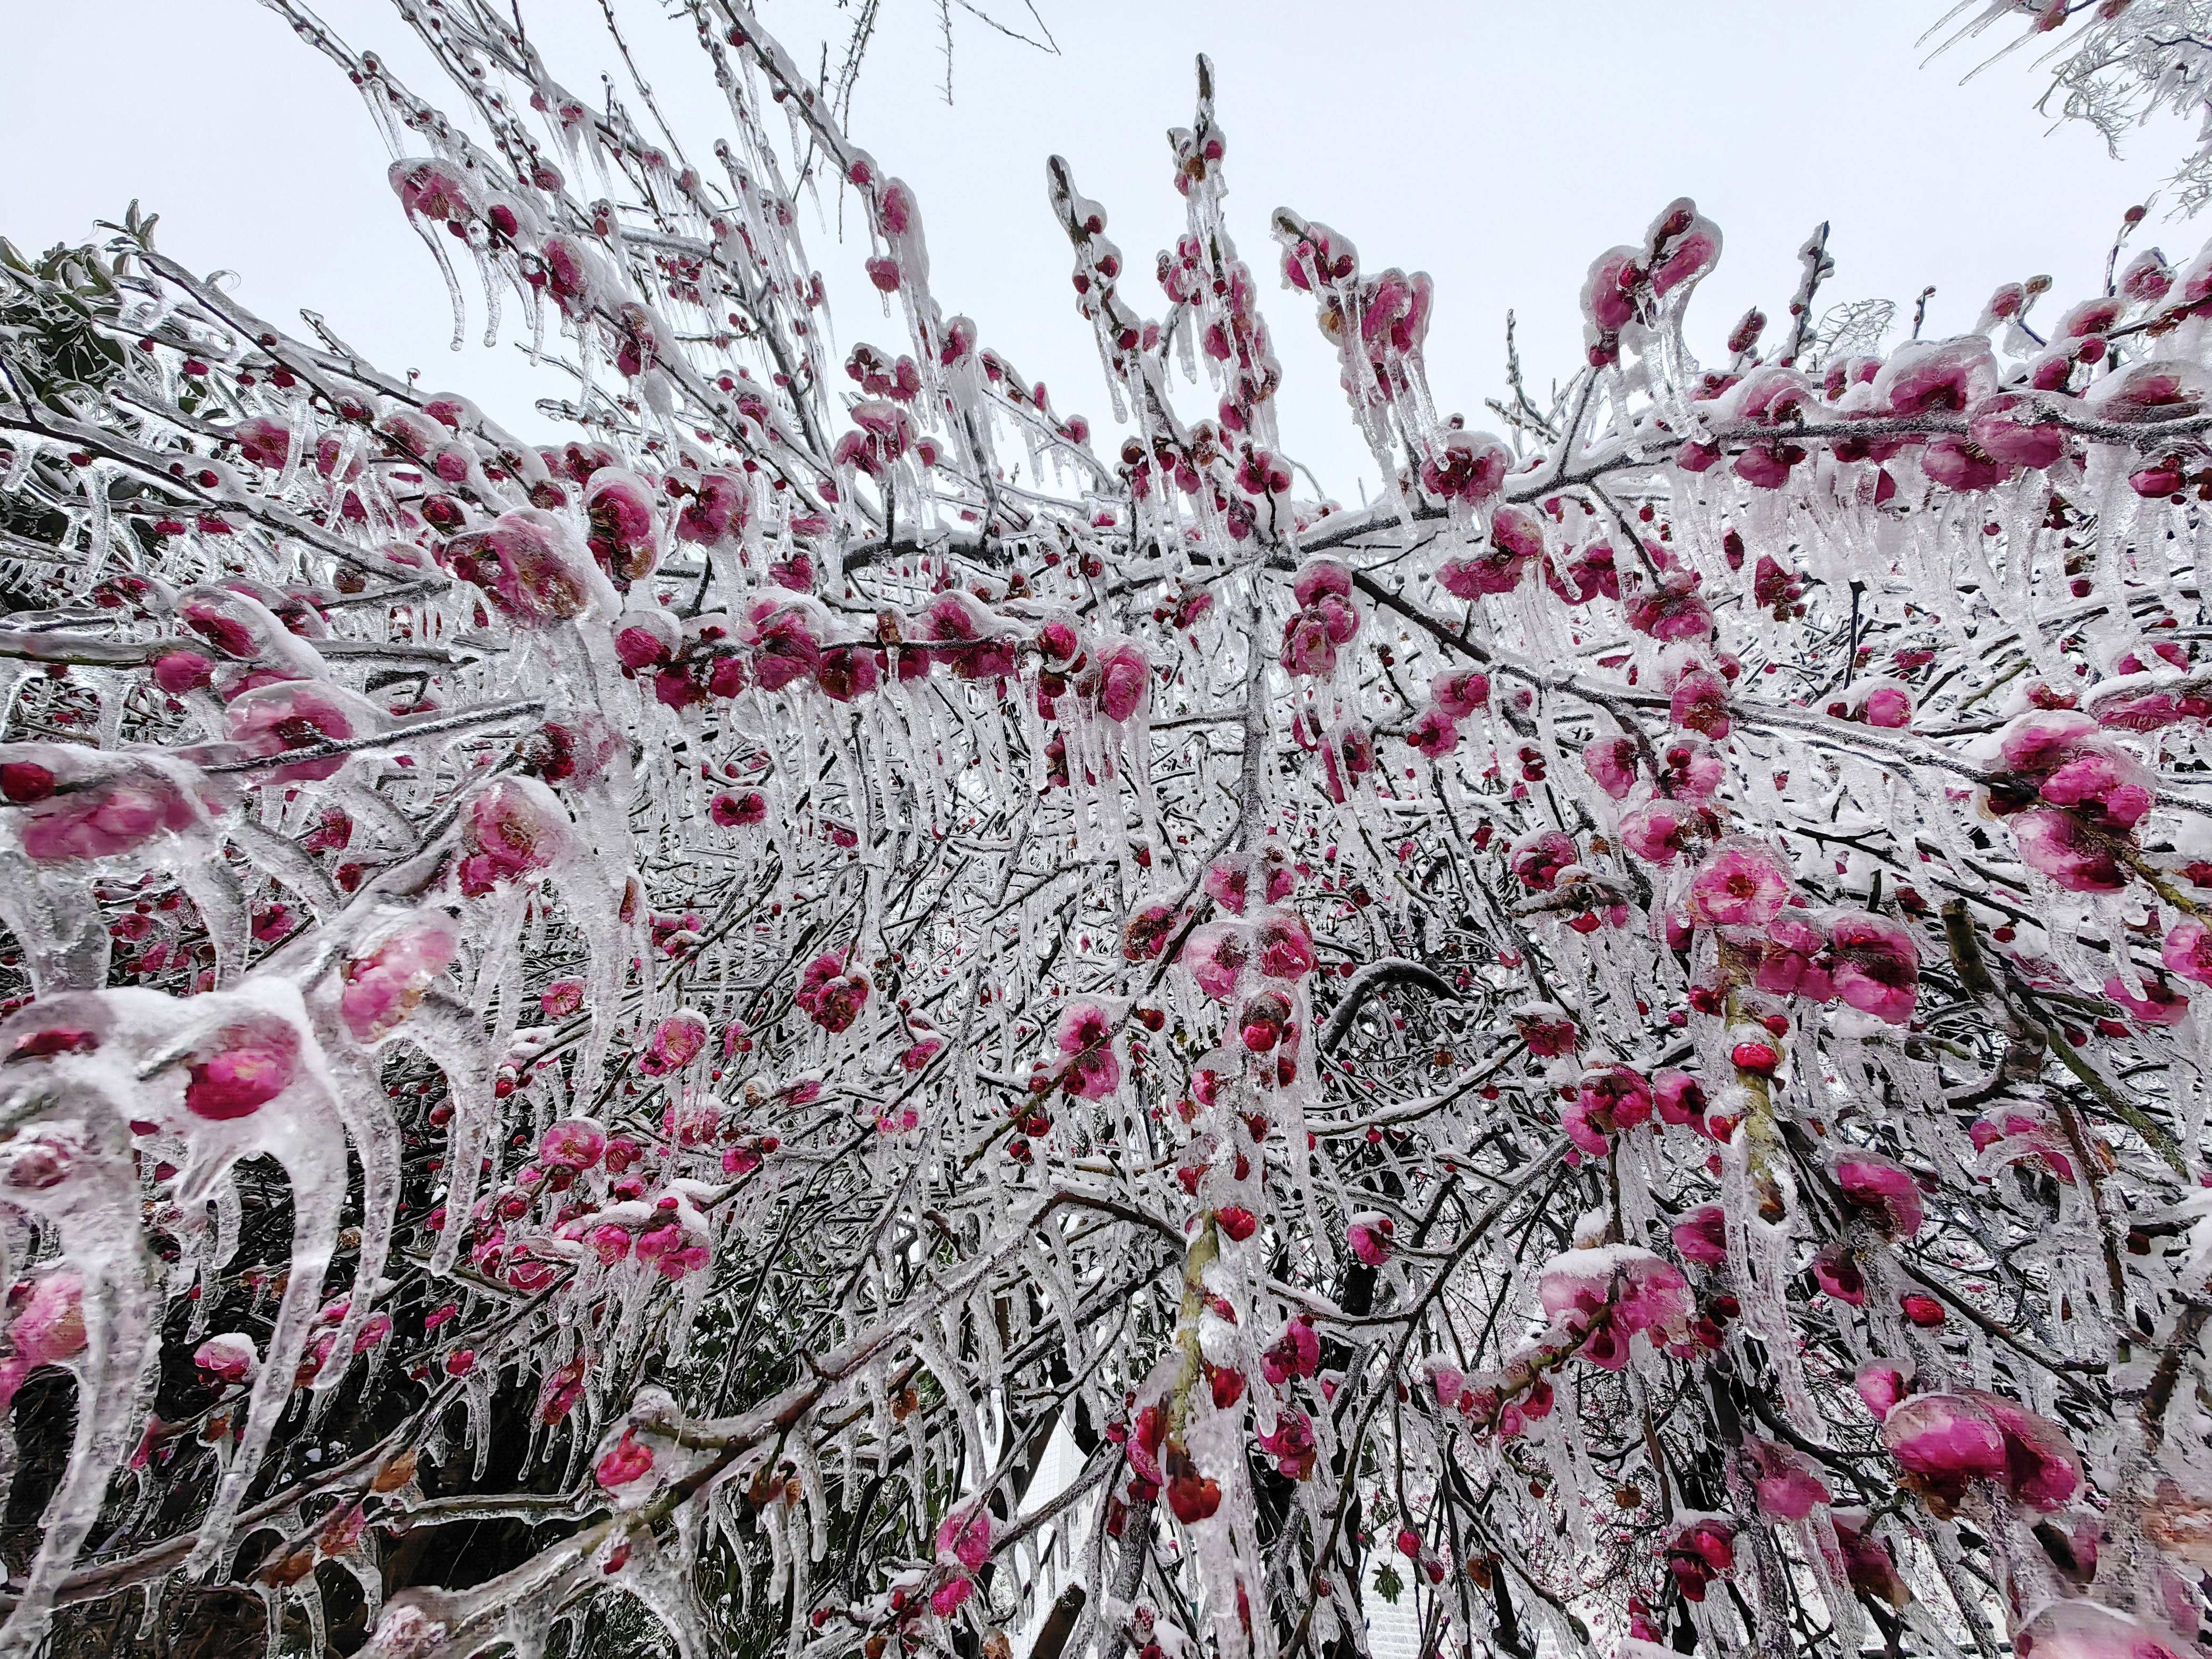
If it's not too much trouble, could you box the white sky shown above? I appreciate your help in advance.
[3,1,2199,497]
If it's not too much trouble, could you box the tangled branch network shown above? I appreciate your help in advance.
[3,2,2212,1657]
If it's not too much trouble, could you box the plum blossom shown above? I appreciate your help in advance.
[193,1333,258,1386]
[1346,1212,1393,1266]
[1538,1246,1692,1365]
[795,952,871,1033]
[1745,1436,1831,1520]
[338,918,459,1043]
[1687,842,1790,929]
[1835,1153,1926,1239]
[594,1430,655,1489]
[1260,1317,1320,1385]
[1670,1204,1728,1267]
[185,1018,301,1121]
[1256,1410,1317,1480]
[1050,1000,1121,1098]
[1183,920,1253,1001]
[0,1273,86,1409]
[1881,1390,2081,1515]
[1667,1515,1736,1601]
[456,778,569,897]
[935,1506,992,1571]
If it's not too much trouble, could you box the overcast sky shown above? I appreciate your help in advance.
[3,1,2197,496]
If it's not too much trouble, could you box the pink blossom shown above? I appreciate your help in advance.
[1581,735,1640,799]
[1855,1360,1912,1418]
[1875,338,1999,415]
[1573,1066,1653,1148]
[1236,989,1289,1052]
[185,1019,300,1120]
[1971,1388,2083,1510]
[1669,666,1731,739]
[1260,1317,1320,1385]
[1509,830,1577,893]
[193,1333,258,1386]
[456,778,569,897]
[1882,1390,2079,1514]
[1687,843,1790,929]
[749,605,823,691]
[1437,510,1537,596]
[1625,569,1712,642]
[594,1430,655,1488]
[2104,973,2190,1026]
[1559,1093,1613,1157]
[1998,708,2101,774]
[713,791,768,828]
[541,978,586,1018]
[1407,708,1459,758]
[2009,1603,2195,1659]
[1095,641,1150,723]
[1279,610,1338,678]
[445,508,606,627]
[1666,1516,1736,1601]
[674,469,748,546]
[1745,1436,1830,1521]
[1732,443,1800,490]
[1291,558,1352,608]
[1648,200,1720,296]
[152,651,215,694]
[392,158,477,223]
[646,1009,710,1071]
[2010,809,2125,893]
[1756,911,1833,1002]
[1619,800,1700,865]
[1834,1153,1925,1239]
[1582,245,1640,336]
[223,682,379,784]
[929,1576,974,1618]
[1203,856,1252,914]
[1967,398,2065,470]
[339,919,459,1043]
[2041,749,2156,830]
[1859,684,1915,728]
[231,415,292,468]
[1121,902,1180,962]
[1544,539,1620,604]
[1256,1409,1318,1479]
[1652,1069,1707,1128]
[1826,912,1919,1024]
[583,468,662,585]
[13,767,202,865]
[1346,1213,1394,1267]
[1252,908,1316,979]
[1921,435,2012,492]
[2163,919,2212,985]
[935,1506,993,1571]
[1184,921,1252,1001]
[1670,1204,1728,1267]
[1831,1512,1912,1610]
[4,1273,86,1397]
[541,1118,607,1170]
[1419,429,1509,506]
[1513,1004,1579,1058]
[795,952,870,1033]
[1538,1247,1691,1350]
[1052,1000,1120,1098]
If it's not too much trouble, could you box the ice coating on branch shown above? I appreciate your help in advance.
[0,6,2208,1654]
